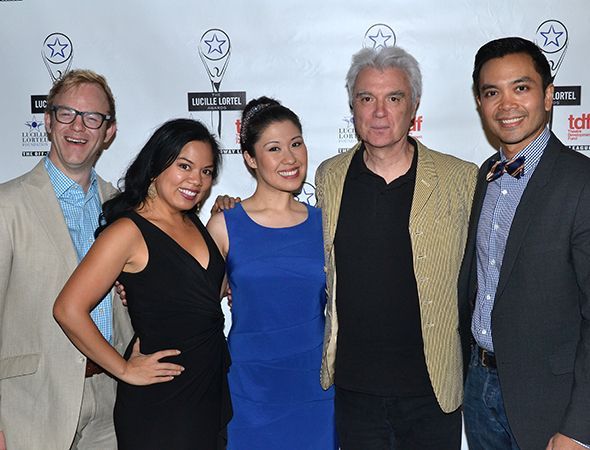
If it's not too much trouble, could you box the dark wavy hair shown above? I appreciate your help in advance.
[240,96,302,157]
[472,37,553,95]
[97,118,221,235]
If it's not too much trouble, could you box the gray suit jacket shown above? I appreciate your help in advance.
[458,133,590,449]
[0,160,133,450]
[316,139,477,412]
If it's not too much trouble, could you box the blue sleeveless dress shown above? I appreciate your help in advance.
[224,203,337,450]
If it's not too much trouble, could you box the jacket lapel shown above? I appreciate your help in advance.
[409,141,438,225]
[464,157,496,300]
[322,144,360,253]
[495,136,558,300]
[23,161,79,273]
[97,176,118,203]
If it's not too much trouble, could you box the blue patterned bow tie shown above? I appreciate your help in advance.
[486,156,525,182]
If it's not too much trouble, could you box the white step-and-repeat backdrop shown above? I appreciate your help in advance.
[1,2,588,445]
[2,1,588,203]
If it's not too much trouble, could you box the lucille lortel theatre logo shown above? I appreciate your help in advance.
[535,20,587,150]
[22,32,73,156]
[188,28,246,153]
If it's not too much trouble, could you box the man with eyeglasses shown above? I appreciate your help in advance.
[0,69,133,450]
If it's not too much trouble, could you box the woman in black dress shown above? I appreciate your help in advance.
[54,118,231,449]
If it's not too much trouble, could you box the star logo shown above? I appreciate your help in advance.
[535,20,568,54]
[363,24,396,50]
[204,33,227,55]
[42,32,74,74]
[197,28,233,138]
[47,37,69,58]
[296,182,316,206]
[540,24,564,48]
[368,29,393,50]
[25,116,44,131]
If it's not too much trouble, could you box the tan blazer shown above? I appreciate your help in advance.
[315,139,477,413]
[0,160,133,450]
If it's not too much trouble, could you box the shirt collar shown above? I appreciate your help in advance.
[350,137,418,181]
[44,156,98,198]
[499,126,550,168]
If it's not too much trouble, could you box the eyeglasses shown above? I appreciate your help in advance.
[50,105,112,129]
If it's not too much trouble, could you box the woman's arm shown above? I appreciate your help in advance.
[53,218,184,385]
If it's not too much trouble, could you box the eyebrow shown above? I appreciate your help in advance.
[263,135,303,146]
[177,156,194,164]
[355,90,406,97]
[480,76,536,92]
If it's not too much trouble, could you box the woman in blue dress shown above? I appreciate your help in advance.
[207,97,337,449]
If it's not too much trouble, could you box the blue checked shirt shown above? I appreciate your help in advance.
[45,157,113,344]
[472,127,550,352]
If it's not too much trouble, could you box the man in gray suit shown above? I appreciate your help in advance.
[459,37,590,450]
[0,70,133,449]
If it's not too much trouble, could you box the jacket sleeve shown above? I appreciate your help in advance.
[560,177,590,443]
[314,163,326,209]
[0,202,14,433]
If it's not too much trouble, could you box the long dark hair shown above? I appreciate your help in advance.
[97,118,221,235]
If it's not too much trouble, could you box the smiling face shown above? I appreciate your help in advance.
[45,82,116,185]
[244,120,307,194]
[352,66,418,153]
[477,52,554,159]
[152,140,215,212]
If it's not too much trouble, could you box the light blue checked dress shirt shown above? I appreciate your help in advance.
[45,157,113,344]
[472,127,550,352]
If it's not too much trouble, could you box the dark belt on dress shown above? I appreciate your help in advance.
[85,359,105,378]
[476,346,497,369]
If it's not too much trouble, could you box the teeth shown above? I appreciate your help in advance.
[179,188,197,197]
[65,137,87,144]
[279,169,298,176]
[500,117,522,124]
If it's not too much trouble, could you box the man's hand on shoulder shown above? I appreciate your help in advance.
[115,281,127,306]
[210,195,241,214]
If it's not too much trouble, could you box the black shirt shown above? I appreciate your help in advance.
[334,140,432,396]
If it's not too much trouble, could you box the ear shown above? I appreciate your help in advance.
[413,98,421,116]
[243,151,257,169]
[544,83,555,113]
[44,110,53,134]
[475,93,482,108]
[104,121,117,146]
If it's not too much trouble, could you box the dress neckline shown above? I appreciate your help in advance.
[235,202,311,230]
[130,211,212,271]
